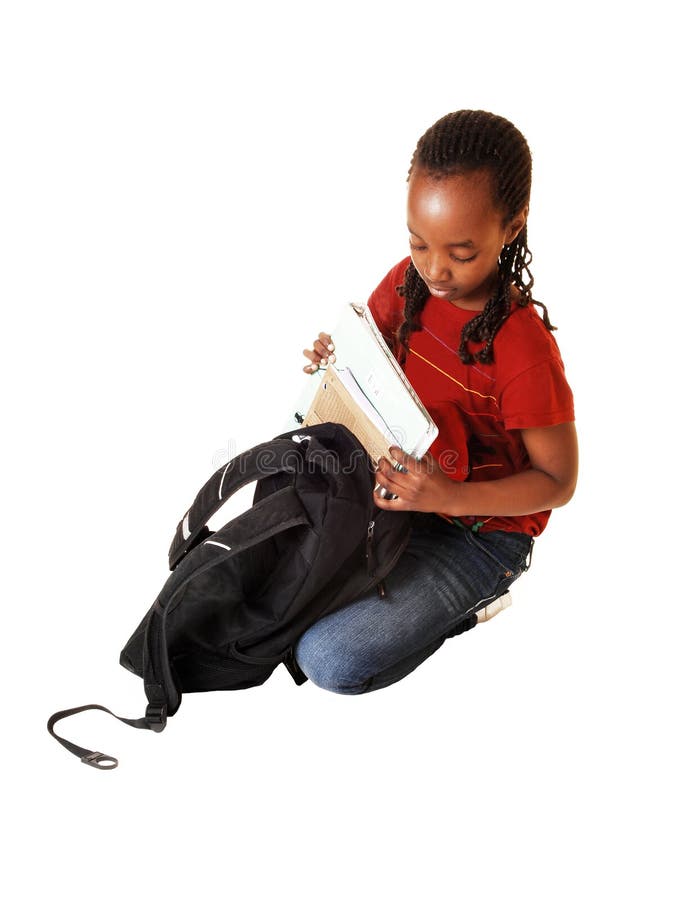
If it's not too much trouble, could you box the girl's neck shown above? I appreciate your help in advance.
[449,296,487,312]
[448,282,519,313]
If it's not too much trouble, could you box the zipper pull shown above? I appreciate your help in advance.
[366,519,376,575]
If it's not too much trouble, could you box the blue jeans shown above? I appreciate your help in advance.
[294,512,533,694]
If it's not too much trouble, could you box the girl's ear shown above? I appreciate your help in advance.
[504,206,528,245]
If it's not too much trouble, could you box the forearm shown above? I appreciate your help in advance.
[374,423,579,517]
[441,467,575,518]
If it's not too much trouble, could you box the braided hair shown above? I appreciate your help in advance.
[396,110,555,365]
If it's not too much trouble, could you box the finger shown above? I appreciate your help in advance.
[302,331,333,359]
[387,446,417,473]
[313,336,336,367]
[375,456,405,489]
[373,491,407,511]
[373,470,393,497]
[302,331,334,370]
[302,348,321,373]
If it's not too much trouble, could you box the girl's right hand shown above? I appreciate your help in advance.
[302,332,336,373]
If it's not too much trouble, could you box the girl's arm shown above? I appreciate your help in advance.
[373,421,578,517]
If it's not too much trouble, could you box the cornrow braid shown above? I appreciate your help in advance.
[398,110,555,366]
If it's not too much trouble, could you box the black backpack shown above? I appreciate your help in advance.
[48,422,411,769]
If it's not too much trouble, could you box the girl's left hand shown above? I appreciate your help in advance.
[373,447,457,514]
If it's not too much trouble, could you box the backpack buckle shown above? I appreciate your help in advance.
[145,703,167,732]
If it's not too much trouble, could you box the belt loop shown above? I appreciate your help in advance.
[525,537,535,572]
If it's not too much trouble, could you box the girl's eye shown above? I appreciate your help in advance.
[410,242,476,264]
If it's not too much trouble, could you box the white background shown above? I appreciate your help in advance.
[2,1,679,897]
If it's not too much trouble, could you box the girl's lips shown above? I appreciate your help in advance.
[427,283,457,298]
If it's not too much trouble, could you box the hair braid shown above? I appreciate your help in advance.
[399,110,555,365]
[395,261,429,366]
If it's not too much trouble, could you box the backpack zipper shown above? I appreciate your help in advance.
[366,519,376,576]
[364,514,411,599]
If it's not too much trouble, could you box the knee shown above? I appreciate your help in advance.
[295,627,369,695]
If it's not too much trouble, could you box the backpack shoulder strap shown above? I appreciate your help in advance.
[168,435,306,570]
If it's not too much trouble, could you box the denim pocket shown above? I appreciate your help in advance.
[463,531,534,608]
[465,530,532,576]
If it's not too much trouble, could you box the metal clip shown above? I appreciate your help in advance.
[81,751,118,770]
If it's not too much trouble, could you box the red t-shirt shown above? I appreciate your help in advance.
[367,257,575,536]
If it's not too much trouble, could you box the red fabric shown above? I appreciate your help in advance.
[367,257,575,536]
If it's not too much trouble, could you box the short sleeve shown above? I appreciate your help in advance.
[500,358,575,430]
[366,258,410,351]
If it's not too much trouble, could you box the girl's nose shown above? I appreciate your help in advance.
[424,253,451,283]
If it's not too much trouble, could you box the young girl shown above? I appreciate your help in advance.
[297,109,577,694]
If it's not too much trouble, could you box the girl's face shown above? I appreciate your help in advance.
[406,167,526,311]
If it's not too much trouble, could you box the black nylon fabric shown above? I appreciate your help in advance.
[119,423,412,710]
